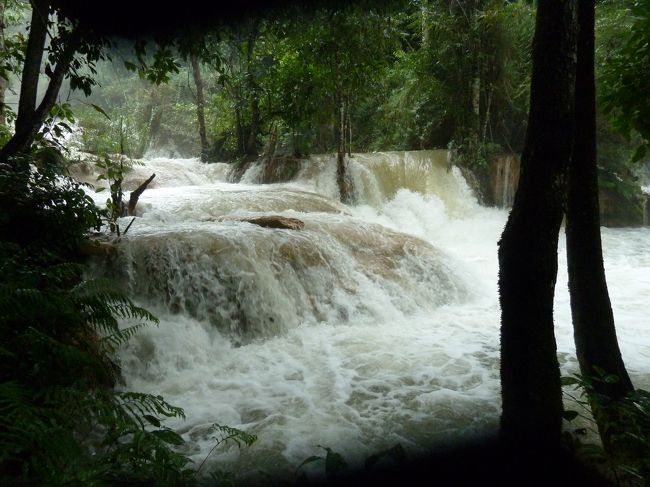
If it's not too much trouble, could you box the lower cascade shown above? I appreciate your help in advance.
[89,151,650,481]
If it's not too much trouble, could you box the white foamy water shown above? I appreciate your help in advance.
[91,152,650,482]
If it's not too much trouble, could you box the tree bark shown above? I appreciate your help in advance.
[566,0,634,448]
[190,54,209,161]
[0,0,48,164]
[0,1,78,165]
[246,95,260,158]
[336,99,350,203]
[498,0,578,456]
[346,100,352,157]
[0,1,7,128]
[244,21,261,160]
[15,0,49,135]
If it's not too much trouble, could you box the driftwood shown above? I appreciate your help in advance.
[241,215,304,230]
[127,173,156,216]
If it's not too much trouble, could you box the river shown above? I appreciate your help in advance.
[85,151,650,481]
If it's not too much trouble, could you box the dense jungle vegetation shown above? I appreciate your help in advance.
[60,0,649,213]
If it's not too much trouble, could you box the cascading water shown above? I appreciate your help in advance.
[86,151,650,482]
[489,154,520,208]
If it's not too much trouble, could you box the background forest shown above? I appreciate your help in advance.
[48,0,648,221]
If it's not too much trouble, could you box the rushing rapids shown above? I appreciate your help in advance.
[85,151,650,481]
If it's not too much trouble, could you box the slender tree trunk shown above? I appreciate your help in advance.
[0,1,7,128]
[471,75,481,135]
[421,0,431,48]
[498,0,578,457]
[336,97,349,203]
[190,54,208,161]
[482,85,493,142]
[16,0,49,134]
[0,0,48,164]
[246,95,260,158]
[244,22,261,160]
[234,101,244,155]
[0,1,78,165]
[346,100,352,157]
[566,0,634,449]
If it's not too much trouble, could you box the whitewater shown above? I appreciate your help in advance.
[83,151,650,481]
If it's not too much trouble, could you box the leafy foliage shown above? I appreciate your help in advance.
[95,155,141,236]
[197,424,257,476]
[600,0,650,162]
[562,372,650,483]
[295,443,406,483]
[0,160,194,485]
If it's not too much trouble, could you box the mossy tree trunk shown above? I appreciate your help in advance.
[566,0,634,449]
[498,0,578,456]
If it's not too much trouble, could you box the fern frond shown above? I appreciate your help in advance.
[116,392,186,421]
[99,323,148,353]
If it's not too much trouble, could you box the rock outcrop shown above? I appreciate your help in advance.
[241,215,305,230]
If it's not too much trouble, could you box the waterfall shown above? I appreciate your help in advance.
[501,157,511,207]
[490,154,519,208]
[241,150,476,215]
[81,151,650,482]
[105,217,466,342]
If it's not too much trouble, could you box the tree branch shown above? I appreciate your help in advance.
[127,173,155,216]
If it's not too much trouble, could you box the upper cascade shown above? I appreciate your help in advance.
[240,150,478,216]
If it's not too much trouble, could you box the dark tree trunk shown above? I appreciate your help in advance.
[0,1,7,127]
[15,0,49,134]
[0,0,78,165]
[498,0,578,456]
[346,101,352,157]
[566,0,634,448]
[243,21,261,160]
[234,102,244,155]
[336,99,350,203]
[0,0,49,164]
[190,54,209,161]
[246,95,260,158]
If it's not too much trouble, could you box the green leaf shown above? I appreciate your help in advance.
[561,376,580,386]
[319,446,347,478]
[631,145,647,163]
[152,428,185,446]
[90,104,111,120]
[143,414,161,427]
[593,365,607,377]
